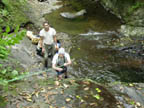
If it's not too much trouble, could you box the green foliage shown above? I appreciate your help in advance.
[0,26,26,85]
[0,9,9,16]
[1,0,29,27]
[0,8,10,24]
[0,96,7,107]
[0,25,26,59]
[95,88,101,93]
[93,94,100,100]
[128,2,144,14]
[130,100,135,105]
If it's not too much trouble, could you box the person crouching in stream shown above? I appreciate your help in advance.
[52,48,71,80]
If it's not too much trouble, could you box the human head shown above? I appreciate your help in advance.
[43,21,49,31]
[58,48,65,57]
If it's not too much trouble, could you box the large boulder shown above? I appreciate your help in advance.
[60,9,86,19]
[100,0,144,37]
[119,25,144,37]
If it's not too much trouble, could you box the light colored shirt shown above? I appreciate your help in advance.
[52,53,71,65]
[39,27,56,45]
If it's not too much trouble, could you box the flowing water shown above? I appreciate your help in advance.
[45,2,144,83]
[1,1,144,107]
[71,34,144,83]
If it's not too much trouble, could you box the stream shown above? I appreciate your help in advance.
[44,1,144,83]
[1,0,144,108]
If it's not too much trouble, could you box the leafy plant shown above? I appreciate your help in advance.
[128,2,144,14]
[0,26,26,85]
[96,88,101,93]
[93,94,100,100]
[0,25,26,59]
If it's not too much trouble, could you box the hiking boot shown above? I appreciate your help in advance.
[64,75,68,79]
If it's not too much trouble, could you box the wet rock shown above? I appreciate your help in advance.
[26,0,62,27]
[119,25,144,37]
[123,87,144,106]
[60,9,86,19]
[100,0,144,37]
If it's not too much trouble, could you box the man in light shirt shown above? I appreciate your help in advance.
[52,48,71,80]
[39,21,57,68]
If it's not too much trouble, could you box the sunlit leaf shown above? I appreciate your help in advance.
[84,87,89,91]
[55,81,60,86]
[40,88,46,92]
[14,25,20,33]
[1,69,7,74]
[12,70,18,76]
[76,95,80,99]
[0,27,2,33]
[26,98,32,102]
[35,91,39,97]
[0,64,3,67]
[48,87,53,90]
[63,84,69,88]
[96,88,101,93]
[6,26,10,33]
[66,98,71,102]
[129,83,133,87]
[93,94,100,100]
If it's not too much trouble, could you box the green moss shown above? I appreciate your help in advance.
[1,0,29,28]
[0,96,7,107]
[128,2,144,15]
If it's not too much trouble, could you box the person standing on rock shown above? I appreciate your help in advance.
[39,21,57,68]
[52,47,71,80]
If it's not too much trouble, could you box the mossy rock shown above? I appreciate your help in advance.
[1,0,29,28]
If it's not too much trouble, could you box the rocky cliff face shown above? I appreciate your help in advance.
[100,0,144,37]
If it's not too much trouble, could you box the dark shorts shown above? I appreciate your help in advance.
[56,66,67,76]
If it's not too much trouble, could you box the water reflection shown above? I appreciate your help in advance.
[71,35,144,83]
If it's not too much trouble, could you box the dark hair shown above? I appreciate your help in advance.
[43,21,49,26]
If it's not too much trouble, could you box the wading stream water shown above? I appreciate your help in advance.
[1,0,144,107]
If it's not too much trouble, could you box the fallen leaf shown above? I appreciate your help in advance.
[76,95,80,99]
[49,106,53,108]
[48,87,53,90]
[137,88,142,90]
[26,98,32,102]
[66,98,71,102]
[55,81,60,86]
[129,84,134,87]
[120,86,123,91]
[41,88,46,92]
[84,87,89,91]
[69,80,75,84]
[136,102,141,107]
[63,84,69,88]
[16,102,20,108]
[93,94,100,100]
[81,99,84,102]
[61,91,64,94]
[35,91,39,98]
[83,81,90,85]
[90,103,96,106]
[74,62,77,65]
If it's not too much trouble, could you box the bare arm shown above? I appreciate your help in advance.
[40,36,44,48]
[52,63,63,71]
[53,35,57,43]
[64,59,72,66]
